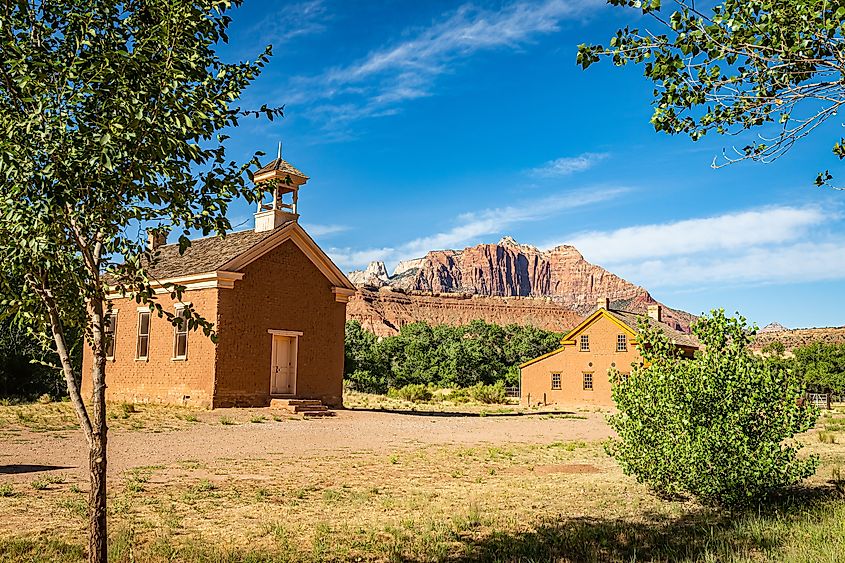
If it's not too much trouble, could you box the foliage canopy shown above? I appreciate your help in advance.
[608,310,818,507]
[578,0,845,187]
[0,1,276,560]
[791,342,845,394]
[344,320,562,393]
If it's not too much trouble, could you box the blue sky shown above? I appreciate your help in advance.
[216,0,845,329]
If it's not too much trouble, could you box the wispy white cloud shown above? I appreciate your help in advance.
[301,223,350,237]
[251,0,329,47]
[612,241,845,288]
[542,205,845,289]
[289,0,602,127]
[558,206,827,264]
[530,152,609,177]
[329,186,627,270]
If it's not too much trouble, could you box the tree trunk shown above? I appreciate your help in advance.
[38,278,109,563]
[87,299,109,563]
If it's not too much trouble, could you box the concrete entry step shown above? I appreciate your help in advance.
[270,398,321,407]
[270,398,334,417]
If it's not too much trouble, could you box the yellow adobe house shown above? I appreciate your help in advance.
[519,298,699,407]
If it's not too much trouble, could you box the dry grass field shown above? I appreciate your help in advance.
[0,397,844,562]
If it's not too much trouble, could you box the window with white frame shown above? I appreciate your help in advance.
[551,372,561,390]
[136,311,151,360]
[617,334,627,352]
[580,334,589,351]
[583,372,593,391]
[104,313,117,360]
[173,307,189,360]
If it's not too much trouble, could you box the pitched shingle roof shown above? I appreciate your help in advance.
[610,308,700,349]
[144,223,294,280]
[255,157,308,179]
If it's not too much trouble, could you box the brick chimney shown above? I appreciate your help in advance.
[647,304,662,323]
[147,230,167,251]
[596,297,610,310]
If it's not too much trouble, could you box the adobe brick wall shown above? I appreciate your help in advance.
[81,289,219,407]
[520,314,641,407]
[214,240,347,408]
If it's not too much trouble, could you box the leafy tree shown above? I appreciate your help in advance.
[608,310,818,507]
[344,320,389,393]
[0,1,276,560]
[343,320,563,391]
[792,342,845,394]
[578,1,845,188]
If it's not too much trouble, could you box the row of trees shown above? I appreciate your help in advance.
[344,320,562,393]
[764,341,845,394]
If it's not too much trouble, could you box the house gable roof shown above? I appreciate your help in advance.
[519,306,698,369]
[143,222,354,291]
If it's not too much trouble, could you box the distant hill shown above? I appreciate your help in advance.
[347,237,695,336]
[752,326,845,351]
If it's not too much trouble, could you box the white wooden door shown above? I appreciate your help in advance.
[270,335,296,395]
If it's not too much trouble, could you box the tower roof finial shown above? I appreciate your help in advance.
[277,141,282,160]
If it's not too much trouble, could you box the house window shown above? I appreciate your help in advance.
[583,372,593,391]
[173,307,189,360]
[580,334,589,351]
[551,372,561,390]
[617,334,627,352]
[104,313,117,360]
[136,311,151,360]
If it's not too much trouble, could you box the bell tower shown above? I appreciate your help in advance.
[254,143,309,232]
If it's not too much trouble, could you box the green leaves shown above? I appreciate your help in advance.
[0,0,283,413]
[581,0,845,187]
[344,320,562,393]
[608,310,819,507]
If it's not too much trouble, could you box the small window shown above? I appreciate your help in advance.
[551,372,561,390]
[580,334,589,351]
[136,311,151,360]
[617,334,627,352]
[104,313,117,360]
[583,372,593,391]
[173,308,189,360]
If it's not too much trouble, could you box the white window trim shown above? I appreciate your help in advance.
[104,312,118,361]
[172,306,190,361]
[617,334,627,352]
[551,372,562,390]
[136,310,151,361]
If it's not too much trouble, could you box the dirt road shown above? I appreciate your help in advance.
[1,408,612,482]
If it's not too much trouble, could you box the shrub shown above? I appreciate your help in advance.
[469,382,509,404]
[608,310,819,507]
[388,384,432,403]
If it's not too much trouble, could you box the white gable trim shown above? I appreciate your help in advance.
[106,271,245,299]
[220,222,356,292]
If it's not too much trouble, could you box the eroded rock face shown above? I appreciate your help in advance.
[347,287,583,337]
[347,261,391,287]
[345,237,696,336]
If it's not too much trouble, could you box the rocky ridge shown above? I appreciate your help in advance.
[346,237,695,336]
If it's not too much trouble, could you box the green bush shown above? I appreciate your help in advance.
[608,310,819,507]
[468,382,509,404]
[388,384,433,403]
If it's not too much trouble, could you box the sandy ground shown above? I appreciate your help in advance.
[1,408,613,483]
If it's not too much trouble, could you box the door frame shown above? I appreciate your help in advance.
[268,329,303,396]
